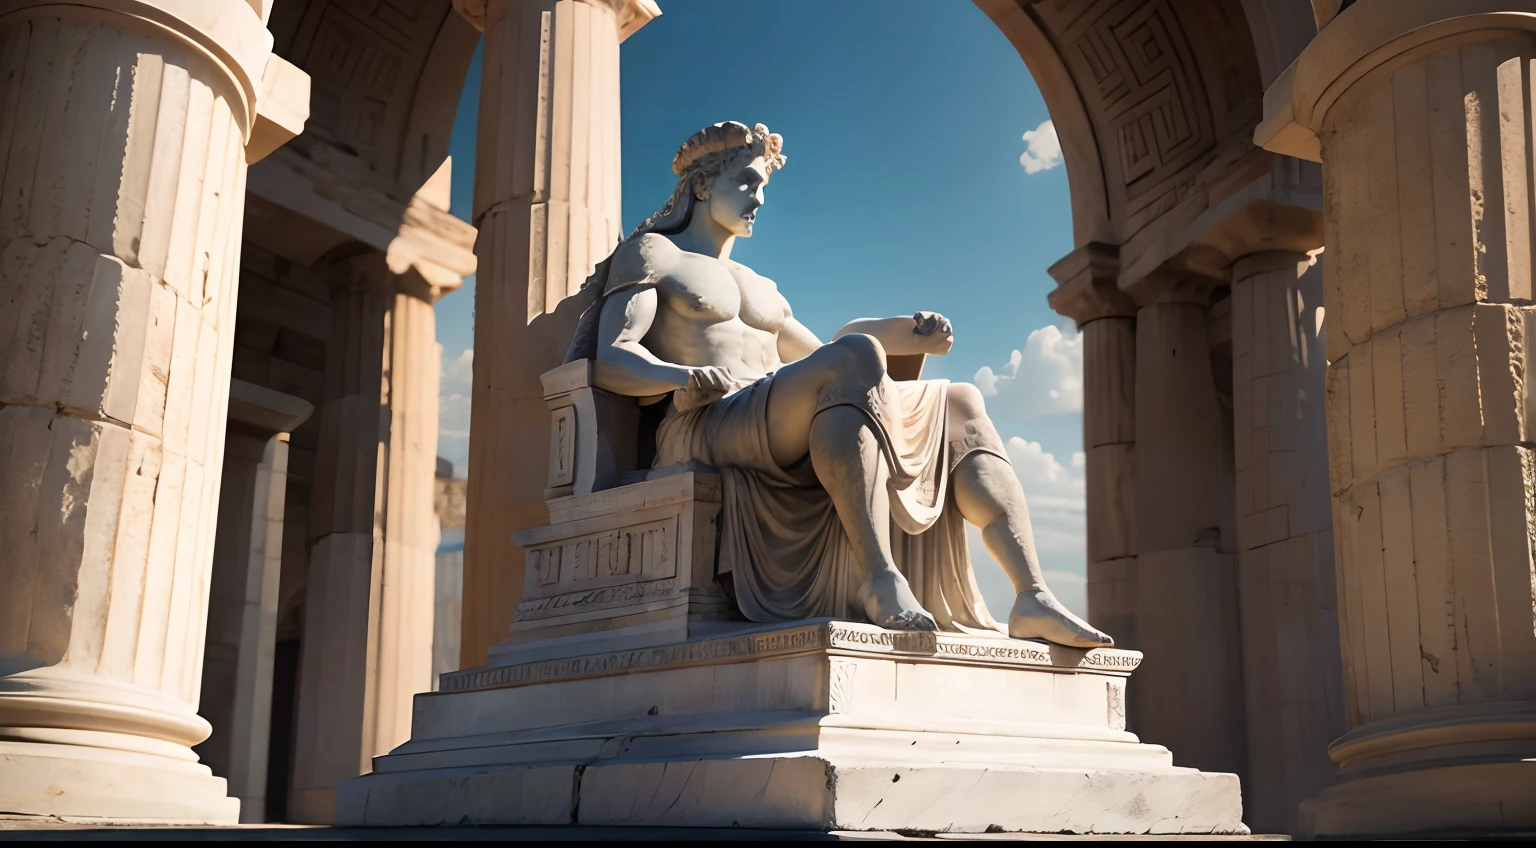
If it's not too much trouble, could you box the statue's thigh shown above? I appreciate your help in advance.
[763,354,837,467]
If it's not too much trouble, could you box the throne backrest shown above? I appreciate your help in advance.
[539,360,642,501]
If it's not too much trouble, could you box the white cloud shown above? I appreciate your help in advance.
[1019,119,1062,174]
[973,324,1082,419]
[438,347,473,475]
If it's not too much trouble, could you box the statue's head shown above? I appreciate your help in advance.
[631,121,787,240]
[568,124,785,364]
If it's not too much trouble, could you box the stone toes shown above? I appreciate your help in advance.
[882,611,937,632]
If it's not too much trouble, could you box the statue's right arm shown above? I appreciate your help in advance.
[593,286,693,396]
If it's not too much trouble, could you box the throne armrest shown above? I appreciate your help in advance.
[540,360,641,500]
[886,352,926,382]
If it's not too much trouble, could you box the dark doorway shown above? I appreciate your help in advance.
[264,637,301,822]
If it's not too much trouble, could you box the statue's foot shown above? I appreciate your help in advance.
[861,568,937,631]
[1008,590,1113,648]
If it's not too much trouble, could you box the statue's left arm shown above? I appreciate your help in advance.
[832,312,954,356]
[775,301,954,364]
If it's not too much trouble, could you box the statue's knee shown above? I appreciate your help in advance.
[948,382,988,418]
[828,333,887,381]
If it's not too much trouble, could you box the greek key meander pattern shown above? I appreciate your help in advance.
[286,0,447,170]
[441,622,1143,692]
[1037,0,1208,208]
[1030,0,1260,230]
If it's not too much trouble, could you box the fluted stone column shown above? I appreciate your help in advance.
[1258,0,1536,834]
[197,381,312,823]
[289,255,441,823]
[0,0,305,823]
[454,0,658,668]
[1229,250,1346,834]
[1048,245,1138,652]
[1126,275,1248,783]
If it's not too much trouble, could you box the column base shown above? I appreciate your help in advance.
[1304,704,1536,836]
[0,670,238,824]
[0,744,238,824]
[1306,761,1536,837]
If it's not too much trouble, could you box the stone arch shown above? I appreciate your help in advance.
[266,0,479,194]
[970,2,1341,839]
[976,0,1268,253]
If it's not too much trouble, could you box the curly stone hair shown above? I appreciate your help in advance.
[672,121,786,198]
[632,121,787,235]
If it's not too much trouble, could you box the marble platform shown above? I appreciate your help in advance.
[335,620,1246,835]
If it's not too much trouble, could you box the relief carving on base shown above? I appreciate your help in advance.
[828,660,858,714]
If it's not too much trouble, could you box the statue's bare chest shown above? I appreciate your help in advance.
[657,254,788,334]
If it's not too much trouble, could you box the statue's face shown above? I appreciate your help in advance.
[704,155,769,238]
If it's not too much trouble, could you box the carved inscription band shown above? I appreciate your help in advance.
[442,621,1143,692]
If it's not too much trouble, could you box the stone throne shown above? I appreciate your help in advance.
[499,353,936,664]
[335,359,1248,835]
[491,357,735,664]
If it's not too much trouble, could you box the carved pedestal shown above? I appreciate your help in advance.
[335,620,1246,834]
[494,471,735,664]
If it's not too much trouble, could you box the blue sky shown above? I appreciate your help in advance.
[436,0,1089,616]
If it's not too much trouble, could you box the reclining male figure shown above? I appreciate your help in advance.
[573,122,1111,648]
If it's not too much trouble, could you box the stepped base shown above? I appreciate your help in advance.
[0,745,238,824]
[337,620,1246,835]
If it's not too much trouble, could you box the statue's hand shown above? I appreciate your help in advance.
[683,364,736,394]
[912,311,954,355]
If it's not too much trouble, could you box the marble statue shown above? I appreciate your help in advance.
[566,121,1110,648]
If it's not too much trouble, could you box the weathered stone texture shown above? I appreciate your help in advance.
[462,0,632,670]
[0,14,247,704]
[0,1,278,824]
[289,257,440,824]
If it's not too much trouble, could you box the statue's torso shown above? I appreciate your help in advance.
[639,235,792,385]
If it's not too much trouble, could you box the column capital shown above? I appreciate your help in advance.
[1256,0,1536,161]
[1121,248,1228,308]
[247,143,474,301]
[0,0,297,144]
[1231,249,1314,284]
[226,379,314,441]
[455,0,660,41]
[1188,193,1323,268]
[1047,242,1134,326]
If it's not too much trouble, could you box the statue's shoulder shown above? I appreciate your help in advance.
[722,257,778,291]
[605,233,679,295]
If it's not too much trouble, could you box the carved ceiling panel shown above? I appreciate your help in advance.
[269,0,466,190]
[1028,0,1261,237]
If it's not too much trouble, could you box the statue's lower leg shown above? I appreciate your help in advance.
[809,405,937,631]
[952,451,1113,648]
